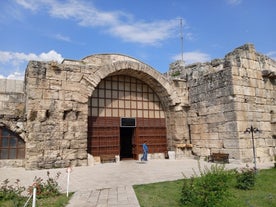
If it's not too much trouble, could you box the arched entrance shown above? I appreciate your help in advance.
[87,75,167,160]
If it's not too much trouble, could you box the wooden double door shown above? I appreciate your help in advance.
[87,116,167,160]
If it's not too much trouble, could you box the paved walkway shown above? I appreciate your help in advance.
[0,159,274,207]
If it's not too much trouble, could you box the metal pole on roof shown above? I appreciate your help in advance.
[180,18,184,62]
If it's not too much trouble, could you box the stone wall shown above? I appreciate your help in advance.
[0,79,25,118]
[0,79,26,167]
[186,66,238,159]
[24,61,89,169]
[228,44,276,162]
[1,44,275,169]
[0,79,26,136]
[24,55,180,169]
[169,44,276,162]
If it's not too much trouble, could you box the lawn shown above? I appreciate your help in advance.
[0,193,73,207]
[134,167,276,207]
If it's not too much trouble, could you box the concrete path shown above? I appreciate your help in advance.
[0,159,274,207]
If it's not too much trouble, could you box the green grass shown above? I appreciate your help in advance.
[0,193,73,207]
[134,168,276,207]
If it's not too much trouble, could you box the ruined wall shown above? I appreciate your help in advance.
[186,67,238,159]
[24,61,89,169]
[0,79,25,118]
[227,44,276,162]
[0,79,26,135]
[0,79,26,167]
[24,55,180,169]
[169,44,276,163]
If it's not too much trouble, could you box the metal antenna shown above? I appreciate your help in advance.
[179,18,184,62]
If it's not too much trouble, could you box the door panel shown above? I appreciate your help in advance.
[88,116,120,156]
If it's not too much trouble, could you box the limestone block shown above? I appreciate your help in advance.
[77,159,88,166]
[265,138,275,146]
[60,140,71,149]
[69,160,78,167]
[259,122,272,131]
[46,67,66,80]
[70,91,87,103]
[43,89,59,100]
[256,138,267,147]
[206,139,222,148]
[71,139,87,149]
[28,89,43,99]
[0,159,24,168]
[63,131,74,140]
[223,121,237,132]
[218,131,238,139]
[66,71,83,82]
[77,150,87,159]
[87,154,94,166]
[223,139,239,148]
[191,124,208,134]
[68,121,86,133]
[49,79,62,90]
[239,138,252,148]
[223,103,235,112]
[62,82,80,92]
[207,113,225,124]
[63,149,78,160]
[256,148,270,159]
[237,121,252,132]
[193,147,210,156]
[0,94,9,102]
[54,159,68,168]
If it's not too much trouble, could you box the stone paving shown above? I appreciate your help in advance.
[0,159,274,207]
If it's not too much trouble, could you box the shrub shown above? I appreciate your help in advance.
[28,171,61,198]
[181,164,234,207]
[0,179,25,200]
[235,167,256,190]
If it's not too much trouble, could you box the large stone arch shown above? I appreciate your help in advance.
[80,54,180,110]
[23,53,186,169]
[79,54,184,160]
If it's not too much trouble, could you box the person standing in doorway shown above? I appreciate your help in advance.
[141,141,148,161]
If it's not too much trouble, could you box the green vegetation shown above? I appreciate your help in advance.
[0,171,73,207]
[180,165,234,207]
[134,167,276,207]
[0,193,72,207]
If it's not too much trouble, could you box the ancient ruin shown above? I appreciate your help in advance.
[0,43,275,169]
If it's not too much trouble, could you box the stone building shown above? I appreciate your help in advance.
[0,43,275,169]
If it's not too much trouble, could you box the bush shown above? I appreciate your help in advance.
[28,171,62,198]
[0,179,25,200]
[181,164,234,207]
[235,167,256,190]
[0,179,26,207]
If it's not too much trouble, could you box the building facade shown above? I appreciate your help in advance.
[0,44,275,169]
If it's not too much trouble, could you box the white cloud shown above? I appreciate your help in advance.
[266,51,276,61]
[109,20,178,45]
[15,0,40,11]
[226,0,242,5]
[0,50,63,80]
[0,50,63,63]
[173,51,211,65]
[54,34,71,42]
[15,0,181,45]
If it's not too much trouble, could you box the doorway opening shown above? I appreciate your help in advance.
[120,127,135,160]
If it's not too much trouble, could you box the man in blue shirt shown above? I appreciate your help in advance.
[141,141,148,161]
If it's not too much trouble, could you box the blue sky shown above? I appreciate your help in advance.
[0,0,275,79]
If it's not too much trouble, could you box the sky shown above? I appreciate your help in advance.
[0,0,276,80]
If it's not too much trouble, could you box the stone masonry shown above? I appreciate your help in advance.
[168,44,276,163]
[0,44,275,169]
